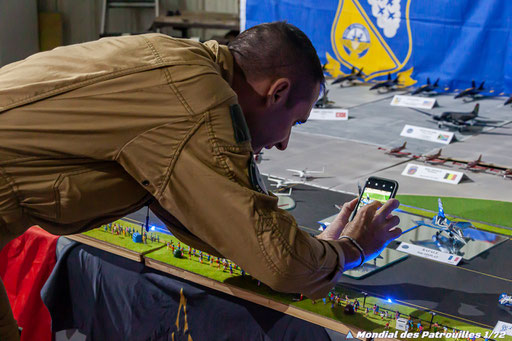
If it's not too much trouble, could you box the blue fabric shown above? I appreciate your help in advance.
[42,239,343,340]
[244,0,512,94]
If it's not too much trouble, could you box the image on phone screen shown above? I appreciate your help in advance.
[355,182,395,213]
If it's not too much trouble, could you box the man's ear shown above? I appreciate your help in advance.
[266,78,291,107]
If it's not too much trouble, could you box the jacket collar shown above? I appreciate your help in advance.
[203,40,234,87]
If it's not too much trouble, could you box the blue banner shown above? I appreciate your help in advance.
[244,0,512,95]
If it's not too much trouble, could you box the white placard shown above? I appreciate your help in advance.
[400,124,454,144]
[309,108,348,120]
[493,321,512,337]
[395,318,409,331]
[402,163,464,184]
[391,95,437,109]
[397,242,462,265]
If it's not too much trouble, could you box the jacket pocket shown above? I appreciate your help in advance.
[54,162,147,224]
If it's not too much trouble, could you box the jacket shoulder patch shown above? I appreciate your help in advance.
[229,104,251,143]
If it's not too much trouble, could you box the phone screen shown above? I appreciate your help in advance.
[350,177,398,221]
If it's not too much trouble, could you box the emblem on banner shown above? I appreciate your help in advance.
[327,0,416,86]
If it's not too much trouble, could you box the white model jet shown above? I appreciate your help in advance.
[286,167,325,180]
[267,176,303,189]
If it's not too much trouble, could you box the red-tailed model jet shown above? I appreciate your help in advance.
[378,142,411,157]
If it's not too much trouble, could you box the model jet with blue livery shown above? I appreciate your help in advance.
[413,198,473,246]
[454,80,485,101]
[411,78,440,96]
[332,67,364,86]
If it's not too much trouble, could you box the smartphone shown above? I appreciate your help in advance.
[349,176,399,221]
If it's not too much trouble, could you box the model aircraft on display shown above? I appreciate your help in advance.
[416,104,503,131]
[254,152,264,164]
[271,188,293,196]
[369,73,400,92]
[287,167,325,180]
[454,80,485,101]
[314,89,335,108]
[419,149,446,164]
[461,155,488,172]
[412,198,473,253]
[499,293,512,307]
[332,67,364,86]
[267,176,303,189]
[378,142,411,157]
[411,77,440,95]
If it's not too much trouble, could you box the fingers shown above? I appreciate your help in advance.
[375,199,400,223]
[337,198,358,226]
[383,215,400,231]
[388,226,402,240]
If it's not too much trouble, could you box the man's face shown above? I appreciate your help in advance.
[250,82,321,154]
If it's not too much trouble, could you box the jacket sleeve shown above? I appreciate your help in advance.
[150,101,346,299]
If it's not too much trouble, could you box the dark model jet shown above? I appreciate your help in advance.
[434,104,480,125]
[332,67,364,86]
[411,77,439,95]
[314,89,335,108]
[432,104,503,131]
[454,80,485,100]
[369,73,400,92]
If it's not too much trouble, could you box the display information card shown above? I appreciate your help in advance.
[309,108,348,120]
[397,242,462,265]
[391,95,437,109]
[402,163,464,184]
[400,124,454,144]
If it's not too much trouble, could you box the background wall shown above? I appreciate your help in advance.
[37,0,239,45]
[0,0,39,66]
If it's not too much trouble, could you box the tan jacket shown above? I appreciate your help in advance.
[0,34,345,299]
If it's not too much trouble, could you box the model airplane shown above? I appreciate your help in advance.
[314,89,335,108]
[413,198,473,248]
[378,142,411,157]
[411,77,439,95]
[369,73,400,92]
[416,104,503,131]
[267,176,302,189]
[454,80,485,101]
[332,67,364,86]
[271,188,293,196]
[254,152,264,164]
[505,96,512,106]
[499,293,512,307]
[287,167,325,180]
[420,149,446,164]
[462,155,488,172]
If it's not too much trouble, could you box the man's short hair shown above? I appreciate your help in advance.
[228,21,325,105]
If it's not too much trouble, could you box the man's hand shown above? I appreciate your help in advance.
[340,199,402,268]
[316,198,358,241]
